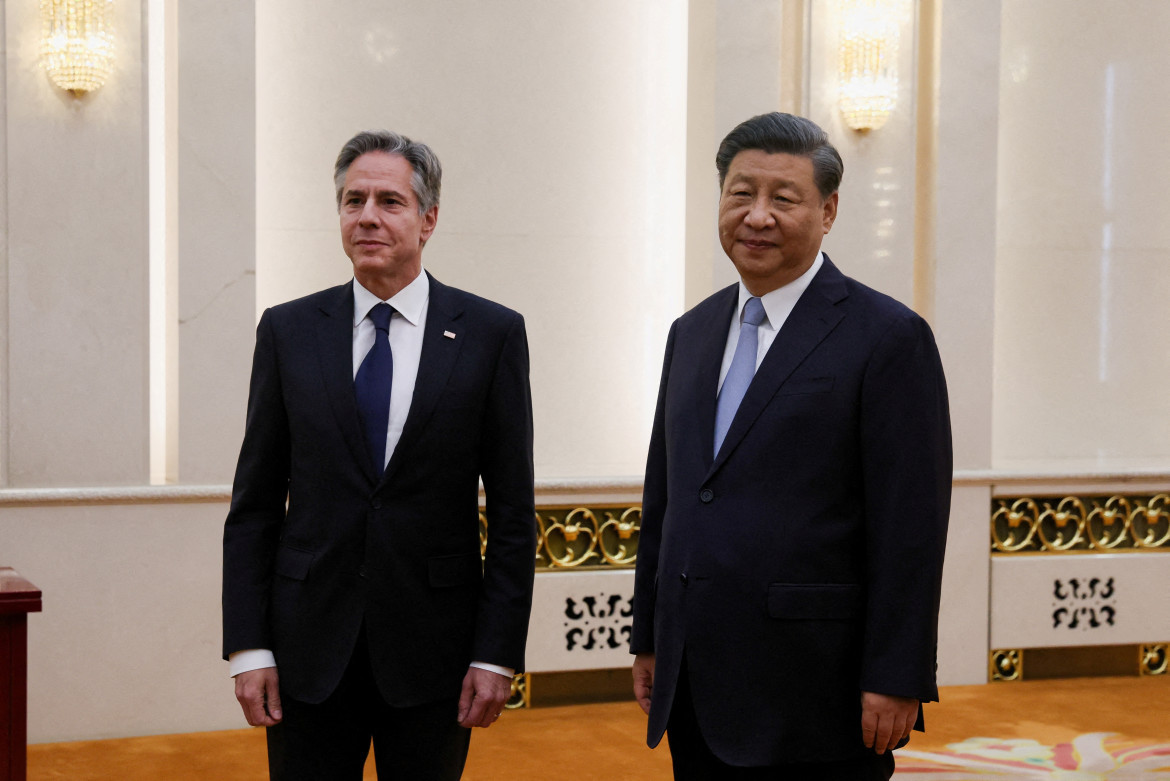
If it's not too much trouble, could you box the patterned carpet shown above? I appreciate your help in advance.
[897,734,1170,777]
[27,675,1170,780]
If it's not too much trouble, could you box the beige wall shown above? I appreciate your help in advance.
[1,0,1166,743]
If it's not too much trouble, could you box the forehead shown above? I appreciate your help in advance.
[724,150,815,187]
[344,151,415,193]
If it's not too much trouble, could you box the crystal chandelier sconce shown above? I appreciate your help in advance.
[837,0,900,131]
[40,0,116,96]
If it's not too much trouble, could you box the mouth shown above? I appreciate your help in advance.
[739,238,776,251]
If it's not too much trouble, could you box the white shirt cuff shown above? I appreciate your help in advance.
[228,648,277,678]
[469,661,514,678]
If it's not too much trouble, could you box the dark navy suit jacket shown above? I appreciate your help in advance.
[222,273,535,707]
[631,256,951,765]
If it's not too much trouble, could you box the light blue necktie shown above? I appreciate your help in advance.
[714,297,766,456]
[354,302,394,475]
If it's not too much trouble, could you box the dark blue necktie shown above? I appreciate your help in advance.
[355,302,394,475]
[714,297,766,456]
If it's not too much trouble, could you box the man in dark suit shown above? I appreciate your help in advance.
[223,130,536,780]
[631,112,951,780]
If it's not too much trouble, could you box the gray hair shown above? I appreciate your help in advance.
[333,130,442,214]
[715,112,843,199]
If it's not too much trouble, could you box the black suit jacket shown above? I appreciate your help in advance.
[631,256,951,765]
[222,273,536,707]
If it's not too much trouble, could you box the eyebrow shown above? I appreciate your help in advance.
[343,185,409,201]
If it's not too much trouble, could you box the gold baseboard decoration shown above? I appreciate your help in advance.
[990,644,1168,681]
[506,673,531,709]
[990,649,1022,681]
[1140,643,1168,676]
[480,505,643,570]
[991,494,1170,554]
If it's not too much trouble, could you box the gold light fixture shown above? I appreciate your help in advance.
[40,0,116,96]
[837,0,900,131]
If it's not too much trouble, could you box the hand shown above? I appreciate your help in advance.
[457,667,512,728]
[861,691,918,754]
[234,667,282,727]
[632,653,655,715]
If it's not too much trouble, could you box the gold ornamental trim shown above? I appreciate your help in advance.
[480,505,642,570]
[1140,644,1168,676]
[506,673,531,709]
[990,649,1022,682]
[991,494,1170,554]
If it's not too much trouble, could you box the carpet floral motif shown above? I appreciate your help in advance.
[895,733,1170,778]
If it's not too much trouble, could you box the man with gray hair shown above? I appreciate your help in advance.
[631,112,951,779]
[223,130,536,779]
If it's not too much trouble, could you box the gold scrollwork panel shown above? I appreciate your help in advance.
[506,673,531,709]
[992,494,1170,554]
[480,505,643,570]
[989,649,1022,682]
[1140,644,1168,676]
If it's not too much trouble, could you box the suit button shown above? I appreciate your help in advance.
[680,573,688,586]
[372,498,382,509]
[359,565,369,579]
[699,488,714,503]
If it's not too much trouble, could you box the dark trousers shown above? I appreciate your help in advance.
[266,628,470,781]
[666,665,894,781]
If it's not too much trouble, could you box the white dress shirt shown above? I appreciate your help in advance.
[717,252,824,392]
[230,270,512,679]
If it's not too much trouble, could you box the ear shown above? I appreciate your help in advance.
[420,205,439,243]
[821,192,838,234]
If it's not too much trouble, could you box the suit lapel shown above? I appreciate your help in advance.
[695,286,740,470]
[381,272,465,485]
[707,257,849,477]
[315,283,379,482]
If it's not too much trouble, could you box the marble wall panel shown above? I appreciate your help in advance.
[3,0,150,486]
[994,0,1170,471]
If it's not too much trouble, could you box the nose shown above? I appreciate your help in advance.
[358,197,380,226]
[744,196,774,229]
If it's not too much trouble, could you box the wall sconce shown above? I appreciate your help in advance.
[40,0,116,96]
[837,0,900,131]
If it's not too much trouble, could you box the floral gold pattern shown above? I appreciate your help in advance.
[480,505,642,570]
[989,649,1022,682]
[505,673,530,709]
[1140,644,1168,677]
[992,495,1170,554]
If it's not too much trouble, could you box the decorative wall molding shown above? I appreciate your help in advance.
[5,469,1170,507]
[992,494,1170,554]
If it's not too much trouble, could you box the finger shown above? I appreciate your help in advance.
[873,714,894,755]
[860,709,877,749]
[456,672,476,725]
[265,677,283,723]
[476,687,509,729]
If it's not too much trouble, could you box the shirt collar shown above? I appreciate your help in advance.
[736,252,824,328]
[352,270,430,327]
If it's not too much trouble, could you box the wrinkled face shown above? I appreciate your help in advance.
[339,151,437,294]
[717,150,837,295]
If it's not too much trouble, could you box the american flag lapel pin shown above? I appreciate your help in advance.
[443,330,456,339]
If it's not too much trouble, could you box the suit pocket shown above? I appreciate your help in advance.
[767,582,862,620]
[273,544,315,581]
[428,552,483,588]
[777,376,834,396]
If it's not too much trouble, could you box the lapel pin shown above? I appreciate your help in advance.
[443,330,457,339]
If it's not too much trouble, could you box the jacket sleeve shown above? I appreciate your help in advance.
[473,312,537,671]
[222,309,291,660]
[630,320,677,655]
[858,313,952,702]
